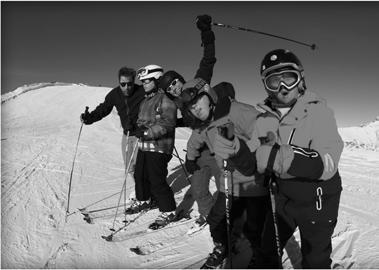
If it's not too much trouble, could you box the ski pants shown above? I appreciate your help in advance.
[134,150,176,212]
[257,191,341,269]
[121,134,138,174]
[207,192,271,250]
[190,149,221,217]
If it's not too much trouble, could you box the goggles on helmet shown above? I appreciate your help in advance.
[263,70,301,92]
[137,67,164,79]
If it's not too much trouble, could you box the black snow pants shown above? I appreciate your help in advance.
[256,190,341,269]
[134,150,176,212]
[207,192,271,250]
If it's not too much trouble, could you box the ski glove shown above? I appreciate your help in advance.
[80,111,92,125]
[256,144,294,175]
[135,127,148,139]
[213,133,241,160]
[185,156,200,174]
[196,14,212,32]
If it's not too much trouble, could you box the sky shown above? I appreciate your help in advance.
[2,1,379,127]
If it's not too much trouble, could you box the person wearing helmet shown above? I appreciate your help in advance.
[180,80,271,268]
[80,66,145,186]
[217,49,343,268]
[125,64,179,230]
[158,15,236,235]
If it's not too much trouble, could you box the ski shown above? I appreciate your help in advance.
[101,209,149,241]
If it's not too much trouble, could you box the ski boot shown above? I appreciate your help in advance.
[201,242,227,269]
[148,211,176,230]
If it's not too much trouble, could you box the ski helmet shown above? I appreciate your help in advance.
[137,64,164,81]
[180,78,218,107]
[159,70,185,92]
[260,49,303,78]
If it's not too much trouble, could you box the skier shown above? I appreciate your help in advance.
[80,66,145,185]
[180,80,271,268]
[126,64,178,230]
[158,15,234,233]
[226,49,344,268]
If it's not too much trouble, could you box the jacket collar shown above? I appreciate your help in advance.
[257,91,325,124]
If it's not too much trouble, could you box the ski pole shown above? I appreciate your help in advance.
[212,22,317,50]
[173,146,191,184]
[123,130,130,219]
[223,160,233,268]
[65,106,88,222]
[110,138,140,232]
[268,179,282,267]
[263,142,282,267]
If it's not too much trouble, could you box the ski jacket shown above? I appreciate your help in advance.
[237,90,343,203]
[136,90,177,155]
[186,97,268,197]
[84,85,145,136]
[174,29,216,112]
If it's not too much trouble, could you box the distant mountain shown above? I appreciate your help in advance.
[339,116,379,151]
[1,82,89,104]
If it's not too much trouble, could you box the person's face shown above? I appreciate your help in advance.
[274,85,300,105]
[141,78,156,92]
[189,94,211,121]
[119,76,134,96]
[263,68,301,105]
[166,78,184,97]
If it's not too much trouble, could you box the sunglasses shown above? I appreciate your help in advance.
[120,82,134,87]
[167,78,180,91]
[263,70,301,92]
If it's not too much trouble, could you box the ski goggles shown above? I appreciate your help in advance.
[137,68,163,79]
[263,70,301,92]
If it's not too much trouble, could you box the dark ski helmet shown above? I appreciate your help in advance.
[260,49,304,77]
[159,70,185,92]
[261,49,306,94]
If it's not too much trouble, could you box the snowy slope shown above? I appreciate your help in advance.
[1,84,379,268]
[339,116,379,151]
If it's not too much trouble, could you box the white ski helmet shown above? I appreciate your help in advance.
[137,64,164,81]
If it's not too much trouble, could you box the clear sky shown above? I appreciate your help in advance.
[2,1,379,127]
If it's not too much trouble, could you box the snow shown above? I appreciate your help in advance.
[339,117,379,151]
[1,84,379,268]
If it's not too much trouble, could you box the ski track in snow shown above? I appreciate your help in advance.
[1,85,379,268]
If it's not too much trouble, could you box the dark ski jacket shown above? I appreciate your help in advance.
[136,90,177,155]
[174,29,217,118]
[186,91,266,197]
[84,84,145,136]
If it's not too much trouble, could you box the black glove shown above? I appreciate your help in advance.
[135,127,148,139]
[185,156,200,174]
[196,14,212,32]
[80,106,91,124]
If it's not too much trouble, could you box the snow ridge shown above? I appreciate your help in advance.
[1,82,90,104]
[339,116,379,151]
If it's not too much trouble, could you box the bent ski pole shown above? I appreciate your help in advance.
[65,106,88,222]
[212,22,317,50]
